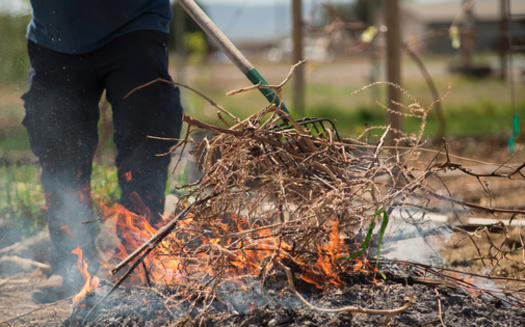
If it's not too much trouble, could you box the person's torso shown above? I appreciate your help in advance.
[27,0,172,54]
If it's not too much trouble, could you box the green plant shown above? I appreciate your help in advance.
[0,129,31,152]
[339,209,389,279]
[0,162,46,236]
[184,31,209,64]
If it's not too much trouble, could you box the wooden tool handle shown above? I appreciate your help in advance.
[177,0,254,75]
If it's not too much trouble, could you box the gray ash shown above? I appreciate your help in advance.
[60,269,525,327]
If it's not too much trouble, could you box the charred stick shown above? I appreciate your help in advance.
[434,288,446,327]
[142,261,152,287]
[412,277,458,289]
[277,261,416,317]
[111,202,194,275]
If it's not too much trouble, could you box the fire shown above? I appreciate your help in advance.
[449,273,480,297]
[104,207,296,284]
[352,259,364,272]
[316,221,344,278]
[300,221,348,288]
[72,246,100,304]
[461,277,480,296]
[99,201,365,291]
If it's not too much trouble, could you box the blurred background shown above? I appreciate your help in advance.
[0,0,524,239]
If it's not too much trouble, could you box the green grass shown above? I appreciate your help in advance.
[4,75,519,154]
[1,64,522,155]
[0,128,31,152]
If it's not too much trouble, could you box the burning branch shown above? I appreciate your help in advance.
[111,202,195,276]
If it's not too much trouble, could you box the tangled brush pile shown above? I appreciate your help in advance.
[171,82,443,267]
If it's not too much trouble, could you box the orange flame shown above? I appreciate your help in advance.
[72,246,100,304]
[100,202,358,290]
[103,203,187,284]
[300,221,347,288]
[352,259,364,272]
[101,205,299,285]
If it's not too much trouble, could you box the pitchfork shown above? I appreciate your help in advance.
[177,0,341,143]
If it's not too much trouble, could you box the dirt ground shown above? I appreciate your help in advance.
[1,135,524,326]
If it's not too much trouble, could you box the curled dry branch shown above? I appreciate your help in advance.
[277,261,416,323]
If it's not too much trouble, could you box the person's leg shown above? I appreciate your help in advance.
[22,41,102,277]
[95,31,183,227]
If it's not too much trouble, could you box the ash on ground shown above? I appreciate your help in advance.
[61,269,525,327]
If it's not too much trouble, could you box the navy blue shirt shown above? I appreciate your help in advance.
[27,0,172,54]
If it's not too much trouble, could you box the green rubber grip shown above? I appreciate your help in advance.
[246,68,290,115]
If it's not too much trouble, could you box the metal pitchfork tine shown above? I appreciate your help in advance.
[177,0,341,141]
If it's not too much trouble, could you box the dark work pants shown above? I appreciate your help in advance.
[22,31,183,275]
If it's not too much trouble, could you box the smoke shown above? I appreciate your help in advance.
[379,208,453,266]
[0,229,53,275]
[214,277,304,314]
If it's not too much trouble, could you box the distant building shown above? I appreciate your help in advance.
[399,0,525,54]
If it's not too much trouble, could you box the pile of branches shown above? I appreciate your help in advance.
[92,82,439,323]
[181,103,424,249]
[103,80,525,322]
[173,81,452,254]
